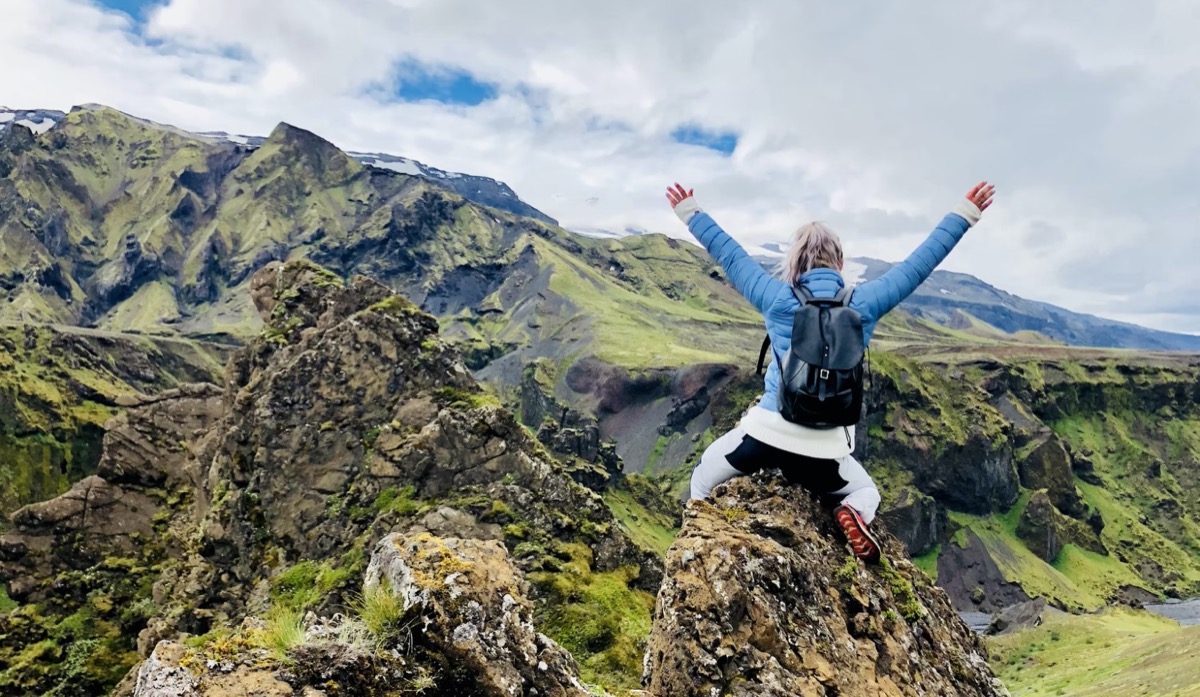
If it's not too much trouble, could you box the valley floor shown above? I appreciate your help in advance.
[989,608,1200,696]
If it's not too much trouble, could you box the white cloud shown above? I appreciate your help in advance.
[1,0,1198,333]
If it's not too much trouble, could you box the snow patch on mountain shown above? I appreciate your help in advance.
[571,227,630,240]
[360,156,422,176]
[0,108,65,135]
[16,119,55,134]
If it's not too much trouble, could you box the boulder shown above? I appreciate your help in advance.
[987,598,1047,635]
[642,472,1008,696]
[365,532,589,697]
[879,489,947,556]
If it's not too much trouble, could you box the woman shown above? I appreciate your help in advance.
[666,181,996,562]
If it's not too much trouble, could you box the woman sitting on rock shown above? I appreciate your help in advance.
[666,181,995,562]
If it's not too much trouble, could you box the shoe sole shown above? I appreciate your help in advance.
[835,505,882,564]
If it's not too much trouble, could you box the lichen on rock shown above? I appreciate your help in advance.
[364,531,590,696]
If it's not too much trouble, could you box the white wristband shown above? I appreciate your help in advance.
[953,199,982,226]
[673,198,702,225]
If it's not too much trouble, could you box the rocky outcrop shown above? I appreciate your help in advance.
[0,260,659,696]
[879,489,947,557]
[1016,490,1106,563]
[365,532,589,696]
[519,360,624,490]
[0,325,225,522]
[534,418,623,491]
[129,531,589,697]
[1016,436,1085,518]
[987,598,1047,636]
[0,384,224,603]
[642,472,1007,697]
[936,531,1033,613]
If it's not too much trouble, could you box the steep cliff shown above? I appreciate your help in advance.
[862,348,1200,611]
[0,324,225,526]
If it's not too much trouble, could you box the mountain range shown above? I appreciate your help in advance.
[7,103,1197,352]
[752,253,1200,351]
[1,101,1199,695]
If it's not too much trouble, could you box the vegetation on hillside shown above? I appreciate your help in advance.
[990,609,1200,696]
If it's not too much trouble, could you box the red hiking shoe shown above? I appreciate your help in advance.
[834,504,882,564]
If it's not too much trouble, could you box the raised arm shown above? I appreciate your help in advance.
[666,183,786,314]
[857,181,995,319]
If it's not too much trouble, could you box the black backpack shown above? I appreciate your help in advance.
[755,286,865,428]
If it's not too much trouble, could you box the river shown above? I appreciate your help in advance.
[1144,597,1200,626]
[960,596,1200,634]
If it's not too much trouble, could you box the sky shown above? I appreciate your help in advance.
[1,0,1198,333]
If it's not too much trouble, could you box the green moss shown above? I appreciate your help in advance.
[721,506,749,523]
[836,556,860,585]
[270,552,365,612]
[603,481,679,557]
[0,550,159,695]
[367,295,418,317]
[480,499,516,524]
[913,546,940,580]
[529,543,655,691]
[876,559,924,622]
[0,586,16,614]
[432,386,501,410]
[504,521,533,540]
[374,485,421,516]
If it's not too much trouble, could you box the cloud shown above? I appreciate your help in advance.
[1,0,1198,334]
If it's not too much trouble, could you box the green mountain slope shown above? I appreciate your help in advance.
[0,106,762,361]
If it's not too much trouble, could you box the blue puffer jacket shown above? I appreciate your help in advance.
[686,209,976,413]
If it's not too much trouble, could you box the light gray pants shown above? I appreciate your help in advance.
[689,426,881,524]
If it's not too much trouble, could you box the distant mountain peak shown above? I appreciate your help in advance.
[0,103,556,224]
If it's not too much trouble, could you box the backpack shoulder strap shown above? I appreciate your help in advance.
[755,335,771,375]
[831,284,855,307]
[791,285,816,305]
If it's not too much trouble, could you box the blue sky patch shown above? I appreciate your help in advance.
[93,0,161,19]
[671,124,739,156]
[390,60,498,107]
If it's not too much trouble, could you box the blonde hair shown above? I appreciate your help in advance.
[780,221,843,286]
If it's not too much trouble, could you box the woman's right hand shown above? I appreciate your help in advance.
[966,181,996,212]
